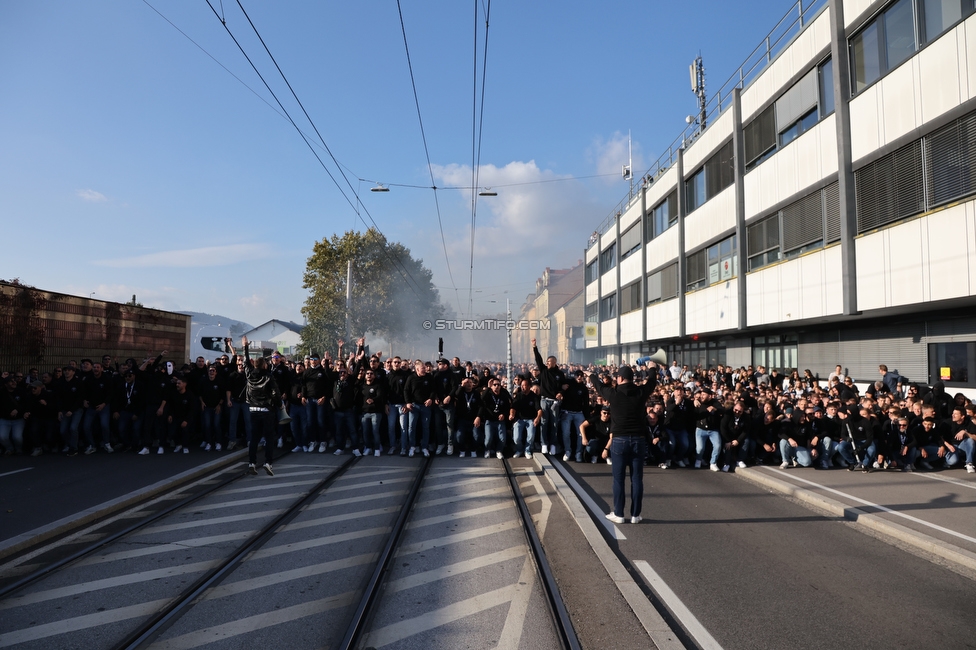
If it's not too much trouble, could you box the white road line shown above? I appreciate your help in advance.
[0,467,32,479]
[149,592,358,650]
[916,471,976,492]
[413,486,510,509]
[634,560,724,650]
[0,560,217,610]
[383,547,527,594]
[278,506,402,532]
[519,470,553,541]
[205,554,377,600]
[328,476,414,493]
[406,502,513,529]
[305,488,408,510]
[249,527,391,560]
[765,468,976,546]
[423,475,499,492]
[0,597,171,647]
[548,460,626,540]
[183,492,306,512]
[363,583,515,647]
[134,509,286,535]
[76,531,254,566]
[496,556,535,649]
[397,520,521,556]
[336,467,413,480]
[220,478,320,495]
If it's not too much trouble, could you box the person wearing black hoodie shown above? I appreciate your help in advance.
[589,362,658,525]
[240,335,279,476]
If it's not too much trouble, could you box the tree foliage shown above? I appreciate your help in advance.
[300,229,446,357]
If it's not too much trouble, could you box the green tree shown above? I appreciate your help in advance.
[301,229,446,357]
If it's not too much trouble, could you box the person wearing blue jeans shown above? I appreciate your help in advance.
[331,367,360,455]
[479,378,512,459]
[532,338,567,455]
[693,387,724,471]
[404,361,436,456]
[946,406,976,472]
[662,385,695,467]
[589,363,658,523]
[510,379,541,458]
[778,410,816,468]
[559,372,590,462]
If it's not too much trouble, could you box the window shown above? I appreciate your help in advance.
[747,216,780,271]
[648,264,679,304]
[585,260,598,285]
[585,301,598,323]
[600,243,616,274]
[779,108,819,146]
[620,224,641,260]
[781,191,824,257]
[851,0,932,93]
[855,140,924,233]
[819,58,835,117]
[668,340,727,370]
[824,182,841,243]
[620,281,642,314]
[687,235,737,291]
[600,294,616,320]
[744,105,777,169]
[646,190,678,241]
[753,334,798,372]
[928,341,975,386]
[685,142,734,213]
[852,20,882,92]
[922,0,975,42]
[776,68,819,147]
[925,109,976,207]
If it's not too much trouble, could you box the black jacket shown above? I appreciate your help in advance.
[242,346,280,409]
[589,375,657,437]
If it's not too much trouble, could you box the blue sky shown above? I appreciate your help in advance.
[1,0,794,328]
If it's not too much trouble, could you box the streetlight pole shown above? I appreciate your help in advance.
[506,298,513,393]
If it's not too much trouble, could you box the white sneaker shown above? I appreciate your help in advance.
[446,443,454,455]
[435,445,445,455]
[352,449,362,457]
[694,460,702,469]
[364,448,372,456]
[374,449,381,457]
[562,453,570,461]
[138,447,150,455]
[277,439,283,449]
[496,451,504,460]
[541,445,548,454]
[605,513,626,524]
[630,516,642,524]
[247,463,258,475]
[525,451,533,459]
[157,446,164,454]
[183,447,189,454]
[200,441,207,449]
[334,448,344,455]
[967,463,975,474]
[103,443,114,453]
[291,445,304,453]
[484,451,491,459]
[737,461,747,469]
[305,443,315,452]
[422,448,431,457]
[658,462,669,469]
[204,443,212,451]
[721,464,730,472]
[710,463,720,472]
[173,445,183,454]
[408,447,416,457]
[514,451,523,458]
[780,461,790,468]
[318,442,327,453]
[606,458,612,465]
[263,463,274,476]
[215,443,222,451]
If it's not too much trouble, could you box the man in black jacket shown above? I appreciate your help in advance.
[693,387,724,471]
[589,362,658,524]
[241,335,278,476]
[532,337,567,456]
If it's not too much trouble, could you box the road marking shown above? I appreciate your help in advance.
[279,506,402,532]
[150,592,358,650]
[305,488,408,510]
[383,547,527,594]
[519,469,553,540]
[766,468,976,546]
[250,527,391,560]
[0,468,32,479]
[397,520,521,556]
[634,560,724,650]
[0,560,217,610]
[76,531,254,566]
[184,492,307,512]
[548,460,626,539]
[916,472,976,492]
[413,486,510,509]
[220,478,320,494]
[362,583,515,647]
[496,556,536,649]
[205,553,377,600]
[406,501,512,529]
[328,476,414,493]
[0,598,171,647]
[422,475,500,492]
[134,508,286,535]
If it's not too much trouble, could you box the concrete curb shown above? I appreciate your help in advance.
[0,449,248,562]
[537,455,685,650]
[735,467,976,575]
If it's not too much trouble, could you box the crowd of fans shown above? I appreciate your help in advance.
[1,343,974,475]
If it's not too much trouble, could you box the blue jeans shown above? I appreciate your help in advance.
[434,403,456,447]
[513,419,536,454]
[560,410,586,460]
[289,404,307,448]
[456,419,477,453]
[540,397,560,449]
[388,403,408,450]
[83,406,111,447]
[611,436,646,518]
[779,439,813,466]
[361,412,382,450]
[946,437,975,466]
[60,410,84,450]
[485,419,507,454]
[0,419,25,453]
[667,428,690,463]
[408,403,432,450]
[228,401,252,444]
[305,400,331,444]
[201,406,221,445]
[695,428,721,464]
[820,436,839,466]
[333,410,358,450]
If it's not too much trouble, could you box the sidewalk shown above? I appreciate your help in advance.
[736,465,976,572]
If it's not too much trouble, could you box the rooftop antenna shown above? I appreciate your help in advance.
[621,130,633,197]
[689,55,706,133]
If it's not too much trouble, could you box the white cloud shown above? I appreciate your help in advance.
[76,189,108,202]
[93,244,270,268]
[62,283,183,311]
[587,132,644,183]
[240,293,264,309]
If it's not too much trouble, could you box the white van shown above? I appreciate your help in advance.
[190,326,232,363]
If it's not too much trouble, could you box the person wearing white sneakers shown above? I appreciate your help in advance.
[356,365,388,458]
[452,377,480,458]
[580,407,611,464]
[510,378,541,459]
[479,377,511,460]
[238,336,278,477]
[167,375,197,455]
[589,361,659,525]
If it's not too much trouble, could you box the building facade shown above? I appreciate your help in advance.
[585,0,976,390]
[513,264,584,363]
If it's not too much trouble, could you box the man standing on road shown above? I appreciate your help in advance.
[589,362,658,524]
[532,337,567,456]
[240,335,278,476]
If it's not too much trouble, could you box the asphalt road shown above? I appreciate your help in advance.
[567,462,976,650]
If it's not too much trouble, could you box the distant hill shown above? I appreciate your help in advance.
[179,311,253,336]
